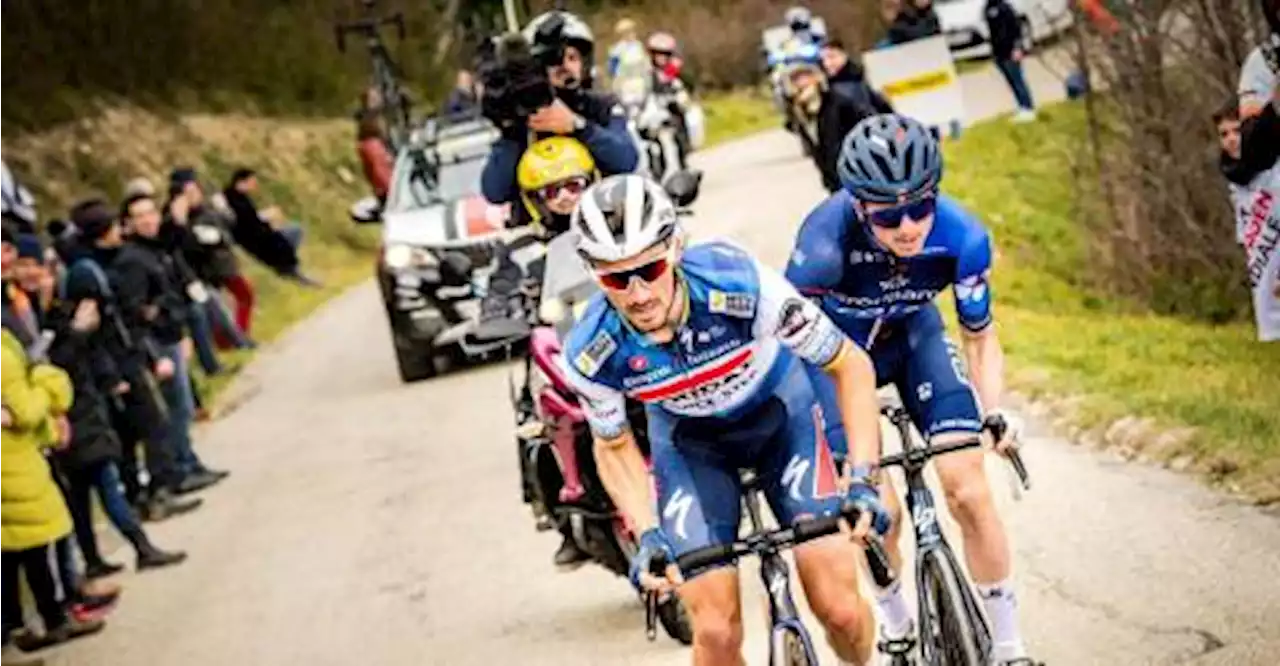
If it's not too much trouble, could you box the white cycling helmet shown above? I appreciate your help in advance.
[572,174,680,263]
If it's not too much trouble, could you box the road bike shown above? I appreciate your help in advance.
[335,0,413,151]
[643,400,1032,666]
[877,401,1031,666]
[643,469,893,665]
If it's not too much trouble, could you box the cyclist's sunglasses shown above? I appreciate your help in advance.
[535,176,590,202]
[595,252,673,291]
[864,196,937,229]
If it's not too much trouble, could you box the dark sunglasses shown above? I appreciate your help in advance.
[596,255,672,291]
[536,176,590,202]
[865,196,937,229]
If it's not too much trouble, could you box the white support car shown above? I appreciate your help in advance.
[935,0,1074,60]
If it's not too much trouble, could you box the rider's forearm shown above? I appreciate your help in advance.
[962,326,1004,412]
[593,431,659,533]
[825,341,882,468]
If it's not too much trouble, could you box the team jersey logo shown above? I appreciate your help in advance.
[574,330,617,377]
[628,355,648,371]
[708,290,755,318]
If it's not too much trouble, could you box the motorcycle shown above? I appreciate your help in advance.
[506,179,701,646]
[618,76,703,197]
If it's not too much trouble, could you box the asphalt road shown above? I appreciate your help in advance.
[52,57,1280,666]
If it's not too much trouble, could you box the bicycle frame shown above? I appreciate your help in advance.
[740,480,821,665]
[881,405,993,665]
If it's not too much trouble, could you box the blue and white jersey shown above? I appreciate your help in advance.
[560,240,848,439]
[785,191,995,348]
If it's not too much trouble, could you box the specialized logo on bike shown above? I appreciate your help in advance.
[573,330,617,377]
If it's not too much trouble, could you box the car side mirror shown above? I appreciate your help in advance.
[349,196,383,225]
[663,169,702,208]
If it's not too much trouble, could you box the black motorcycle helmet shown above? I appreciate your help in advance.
[523,10,596,89]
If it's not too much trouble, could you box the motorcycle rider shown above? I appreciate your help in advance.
[786,114,1038,665]
[607,18,652,88]
[644,32,695,167]
[517,136,598,237]
[513,136,600,568]
[766,7,826,138]
[480,9,639,210]
[784,5,828,46]
[560,174,888,665]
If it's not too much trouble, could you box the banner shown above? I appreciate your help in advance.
[1234,164,1280,342]
[862,36,965,133]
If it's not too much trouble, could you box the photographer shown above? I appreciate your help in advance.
[479,10,639,209]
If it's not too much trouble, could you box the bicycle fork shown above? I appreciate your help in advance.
[743,490,820,665]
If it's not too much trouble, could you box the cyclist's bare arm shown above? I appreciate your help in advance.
[593,428,659,533]
[822,339,882,470]
[960,324,1004,414]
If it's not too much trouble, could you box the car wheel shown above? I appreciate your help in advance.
[393,336,439,382]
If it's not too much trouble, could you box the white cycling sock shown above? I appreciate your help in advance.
[976,578,1027,661]
[875,579,913,638]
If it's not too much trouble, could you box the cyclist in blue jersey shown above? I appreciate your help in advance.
[786,114,1036,666]
[560,174,885,666]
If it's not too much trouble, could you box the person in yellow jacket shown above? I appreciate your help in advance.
[2,328,105,653]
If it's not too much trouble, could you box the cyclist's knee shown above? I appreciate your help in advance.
[794,540,869,633]
[680,569,744,655]
[934,447,996,526]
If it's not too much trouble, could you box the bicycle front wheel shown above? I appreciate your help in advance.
[919,549,985,666]
[769,622,818,666]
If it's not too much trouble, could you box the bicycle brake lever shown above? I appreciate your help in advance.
[864,536,897,589]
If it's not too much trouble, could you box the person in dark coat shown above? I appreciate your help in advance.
[64,199,203,521]
[444,69,480,116]
[222,168,320,286]
[886,0,942,45]
[815,40,895,192]
[120,193,229,494]
[985,0,1037,121]
[43,257,187,577]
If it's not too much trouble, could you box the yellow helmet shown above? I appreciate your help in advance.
[517,137,597,229]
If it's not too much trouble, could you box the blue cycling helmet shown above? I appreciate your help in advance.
[837,114,942,204]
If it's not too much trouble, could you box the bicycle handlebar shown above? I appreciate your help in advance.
[670,503,893,580]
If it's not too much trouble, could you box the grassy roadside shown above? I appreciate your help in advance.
[3,106,380,403]
[944,104,1280,502]
[698,93,1280,502]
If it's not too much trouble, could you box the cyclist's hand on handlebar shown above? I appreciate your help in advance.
[840,481,891,544]
[984,409,1024,456]
[629,528,683,594]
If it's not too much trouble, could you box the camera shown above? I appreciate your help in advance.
[478,33,556,130]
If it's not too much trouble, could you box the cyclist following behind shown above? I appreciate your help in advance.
[560,174,887,665]
[480,10,639,211]
[786,114,1037,666]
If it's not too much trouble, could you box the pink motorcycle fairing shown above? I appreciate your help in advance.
[530,327,587,503]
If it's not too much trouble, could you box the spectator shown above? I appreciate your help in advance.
[1236,0,1280,173]
[11,234,55,319]
[886,0,942,46]
[65,200,203,520]
[2,227,41,347]
[2,328,106,652]
[985,0,1037,123]
[222,168,321,287]
[357,113,395,206]
[815,40,895,192]
[1,161,38,234]
[608,18,651,92]
[1217,99,1280,342]
[444,69,480,116]
[29,237,190,579]
[165,169,255,359]
[120,193,230,491]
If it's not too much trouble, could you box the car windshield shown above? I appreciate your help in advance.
[387,148,488,213]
